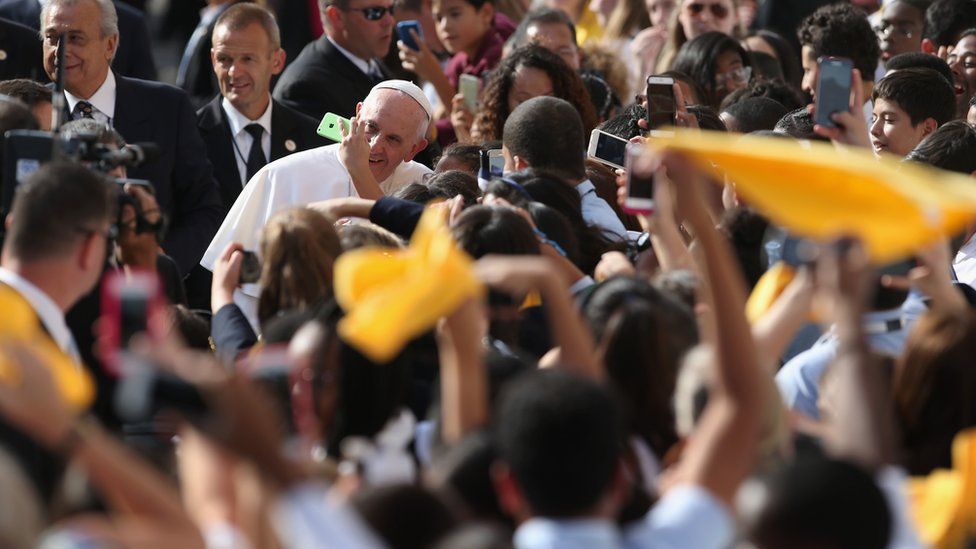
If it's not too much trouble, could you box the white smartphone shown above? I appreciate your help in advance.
[645,75,676,130]
[459,74,480,112]
[586,129,629,170]
[624,143,656,214]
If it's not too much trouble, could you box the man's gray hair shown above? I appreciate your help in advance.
[41,0,119,38]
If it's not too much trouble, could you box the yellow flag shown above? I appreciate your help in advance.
[650,130,976,263]
[333,208,483,363]
[0,286,94,411]
[907,428,976,547]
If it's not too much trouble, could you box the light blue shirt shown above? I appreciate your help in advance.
[576,179,627,240]
[514,485,733,549]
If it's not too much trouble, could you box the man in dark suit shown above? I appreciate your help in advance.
[272,0,395,120]
[197,3,321,212]
[176,0,238,109]
[0,17,45,81]
[0,0,157,81]
[42,0,223,275]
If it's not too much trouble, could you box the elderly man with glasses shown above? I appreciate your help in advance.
[273,0,397,121]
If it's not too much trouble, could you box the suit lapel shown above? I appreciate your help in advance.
[198,98,244,206]
[320,38,377,90]
[269,101,294,161]
[112,73,151,139]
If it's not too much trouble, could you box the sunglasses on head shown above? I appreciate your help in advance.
[343,4,395,20]
[685,2,729,18]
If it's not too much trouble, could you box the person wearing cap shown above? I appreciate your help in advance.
[199,79,432,330]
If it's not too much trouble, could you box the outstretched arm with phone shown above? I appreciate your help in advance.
[811,68,871,149]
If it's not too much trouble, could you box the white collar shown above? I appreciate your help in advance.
[222,95,273,137]
[0,267,75,357]
[955,233,976,262]
[64,70,117,121]
[327,35,377,77]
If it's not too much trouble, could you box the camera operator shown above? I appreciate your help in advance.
[59,119,186,305]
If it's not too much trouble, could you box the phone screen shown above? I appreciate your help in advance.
[119,287,148,350]
[488,152,505,176]
[815,58,852,127]
[646,81,676,129]
[628,165,654,200]
[595,133,628,167]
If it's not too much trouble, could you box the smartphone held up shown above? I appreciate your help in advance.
[813,57,853,128]
[624,143,657,215]
[646,75,676,130]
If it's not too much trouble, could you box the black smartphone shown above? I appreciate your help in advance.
[645,75,676,130]
[814,57,853,128]
[239,250,261,284]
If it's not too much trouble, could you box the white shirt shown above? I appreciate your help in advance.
[200,143,431,331]
[953,233,976,288]
[222,96,273,187]
[65,70,117,126]
[0,267,80,363]
[327,36,382,79]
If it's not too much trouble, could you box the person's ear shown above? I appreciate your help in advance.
[512,154,529,171]
[921,117,938,137]
[477,1,494,26]
[325,5,344,33]
[355,102,363,116]
[490,461,527,521]
[921,38,936,54]
[271,48,286,75]
[4,213,11,230]
[105,32,119,63]
[77,231,101,271]
[405,137,429,162]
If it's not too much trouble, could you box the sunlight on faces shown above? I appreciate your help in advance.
[876,1,924,61]
[42,0,117,99]
[646,0,676,28]
[432,0,493,56]
[526,22,580,71]
[328,0,396,60]
[506,66,554,113]
[355,89,430,182]
[211,21,285,119]
[870,98,933,157]
[800,45,819,99]
[678,0,736,40]
[949,35,976,118]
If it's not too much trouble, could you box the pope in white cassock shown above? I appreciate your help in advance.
[200,80,434,328]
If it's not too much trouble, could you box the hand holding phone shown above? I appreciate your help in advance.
[587,129,629,170]
[623,143,656,214]
[397,20,423,51]
[645,75,676,130]
[99,270,164,375]
[239,250,261,284]
[317,112,351,142]
[459,74,480,112]
[813,57,853,129]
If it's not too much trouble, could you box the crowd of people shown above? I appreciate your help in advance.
[1,0,976,546]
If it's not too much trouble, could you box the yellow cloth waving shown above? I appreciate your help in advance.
[0,285,94,411]
[907,428,976,547]
[334,208,483,363]
[650,130,976,264]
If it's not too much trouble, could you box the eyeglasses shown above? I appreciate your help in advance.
[685,2,729,19]
[715,66,752,87]
[341,4,395,20]
[873,21,915,39]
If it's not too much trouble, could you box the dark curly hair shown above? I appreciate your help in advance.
[719,77,805,111]
[797,3,881,82]
[472,44,597,141]
[924,0,976,47]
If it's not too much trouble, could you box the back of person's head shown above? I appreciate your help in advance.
[428,431,510,524]
[597,103,645,140]
[168,305,211,351]
[925,0,976,47]
[257,208,341,324]
[393,182,436,204]
[0,79,52,108]
[687,104,728,131]
[774,107,828,141]
[525,202,580,267]
[5,161,114,263]
[351,484,458,549]
[60,118,125,148]
[581,72,620,122]
[426,170,482,207]
[436,143,482,175]
[872,67,956,127]
[720,78,805,112]
[748,51,785,82]
[884,51,953,83]
[747,456,892,549]
[721,97,789,133]
[494,370,622,518]
[582,276,698,456]
[0,96,37,134]
[893,308,976,474]
[503,96,586,181]
[905,120,976,173]
[451,205,540,258]
[338,222,404,250]
[672,31,753,108]
[798,3,881,82]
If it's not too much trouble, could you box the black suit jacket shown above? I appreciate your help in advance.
[0,17,44,81]
[272,36,384,120]
[0,0,157,81]
[175,4,230,109]
[56,74,224,275]
[196,95,323,212]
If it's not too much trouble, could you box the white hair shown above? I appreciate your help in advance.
[41,0,119,38]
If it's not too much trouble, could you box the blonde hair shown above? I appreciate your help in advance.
[257,208,342,324]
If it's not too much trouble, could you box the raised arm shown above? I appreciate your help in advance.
[438,298,489,443]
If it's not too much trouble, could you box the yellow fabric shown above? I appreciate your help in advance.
[907,428,976,547]
[0,286,94,411]
[648,130,976,264]
[333,207,483,363]
[575,7,603,45]
[746,262,795,323]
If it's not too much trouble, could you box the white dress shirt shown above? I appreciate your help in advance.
[953,233,976,288]
[327,36,383,79]
[0,267,80,363]
[222,96,273,186]
[65,70,117,126]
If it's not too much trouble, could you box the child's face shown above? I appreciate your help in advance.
[432,0,493,56]
[870,98,932,157]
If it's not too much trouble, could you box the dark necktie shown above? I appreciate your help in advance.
[244,123,267,182]
[75,101,94,119]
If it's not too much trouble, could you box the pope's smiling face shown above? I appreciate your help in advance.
[355,89,429,182]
